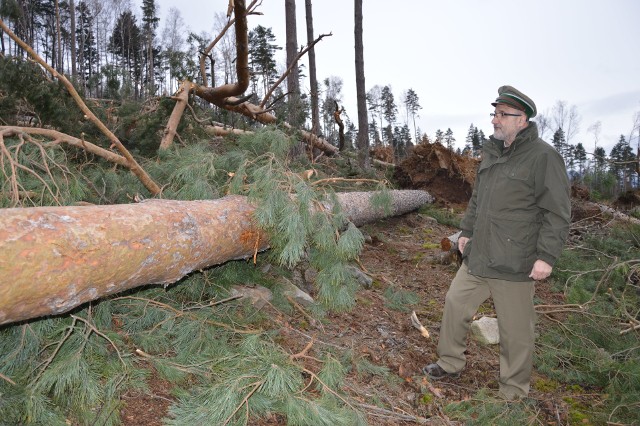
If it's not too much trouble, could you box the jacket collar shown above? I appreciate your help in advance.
[487,121,539,155]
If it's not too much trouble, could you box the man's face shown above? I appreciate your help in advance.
[491,105,527,143]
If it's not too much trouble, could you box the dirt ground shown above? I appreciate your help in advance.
[120,208,575,425]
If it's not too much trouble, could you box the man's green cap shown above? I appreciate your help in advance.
[491,85,537,118]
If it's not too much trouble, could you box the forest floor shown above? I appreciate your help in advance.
[118,157,578,425]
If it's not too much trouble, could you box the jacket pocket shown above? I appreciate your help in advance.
[486,214,538,274]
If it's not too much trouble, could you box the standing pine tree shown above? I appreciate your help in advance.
[585,145,609,197]
[392,123,412,158]
[434,129,444,145]
[473,127,485,157]
[380,85,397,148]
[552,127,567,159]
[574,142,587,180]
[284,0,302,128]
[141,0,160,96]
[565,144,576,177]
[305,0,320,136]
[368,117,381,147]
[443,128,455,151]
[110,10,143,99]
[478,130,487,143]
[75,1,98,95]
[610,135,636,192]
[354,0,369,167]
[69,0,76,78]
[248,25,281,99]
[403,88,422,142]
[465,124,482,156]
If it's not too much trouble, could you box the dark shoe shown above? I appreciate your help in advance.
[422,363,460,381]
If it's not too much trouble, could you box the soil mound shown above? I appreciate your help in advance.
[393,142,478,207]
[613,189,640,210]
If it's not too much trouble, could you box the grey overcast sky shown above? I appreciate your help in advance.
[150,0,640,153]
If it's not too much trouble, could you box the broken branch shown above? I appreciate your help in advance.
[0,20,161,195]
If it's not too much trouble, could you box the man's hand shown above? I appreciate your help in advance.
[458,236,469,254]
[529,259,552,281]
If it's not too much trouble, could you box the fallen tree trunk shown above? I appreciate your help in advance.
[0,190,432,326]
[585,201,640,225]
[201,123,339,155]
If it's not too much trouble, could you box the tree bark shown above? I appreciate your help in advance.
[285,0,300,127]
[1,126,130,168]
[305,0,320,137]
[334,101,345,151]
[55,0,62,72]
[70,0,77,79]
[354,0,370,168]
[0,190,432,326]
[159,80,193,150]
[193,0,250,102]
[198,0,260,87]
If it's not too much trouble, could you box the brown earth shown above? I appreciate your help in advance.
[119,145,602,425]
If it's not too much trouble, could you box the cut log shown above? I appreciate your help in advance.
[0,190,432,326]
[424,231,462,265]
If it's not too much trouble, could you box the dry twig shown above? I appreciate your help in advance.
[70,314,126,367]
[354,402,430,424]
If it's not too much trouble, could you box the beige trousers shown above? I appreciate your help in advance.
[436,263,536,398]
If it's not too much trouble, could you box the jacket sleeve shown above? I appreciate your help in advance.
[459,171,480,239]
[534,149,571,266]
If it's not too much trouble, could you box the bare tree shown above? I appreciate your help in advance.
[214,13,237,87]
[354,0,369,168]
[161,7,186,94]
[588,120,602,153]
[366,85,383,143]
[552,100,581,144]
[320,76,343,142]
[534,111,551,140]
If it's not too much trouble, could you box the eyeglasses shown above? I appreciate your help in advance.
[490,112,522,119]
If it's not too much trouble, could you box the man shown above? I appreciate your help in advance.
[423,85,571,400]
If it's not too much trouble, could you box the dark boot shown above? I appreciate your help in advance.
[422,363,460,380]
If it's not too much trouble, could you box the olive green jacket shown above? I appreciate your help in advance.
[460,122,571,282]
